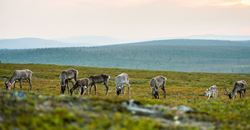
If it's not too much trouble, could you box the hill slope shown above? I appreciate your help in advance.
[0,39,250,73]
[0,63,250,129]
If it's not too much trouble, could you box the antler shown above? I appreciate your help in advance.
[224,88,230,95]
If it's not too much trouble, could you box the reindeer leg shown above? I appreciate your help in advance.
[80,86,84,96]
[71,80,81,94]
[19,80,22,89]
[86,86,89,95]
[121,85,125,95]
[61,85,66,94]
[120,84,125,95]
[151,88,155,99]
[127,83,131,97]
[67,81,71,95]
[70,84,78,96]
[161,87,166,98]
[71,80,75,86]
[78,87,82,96]
[89,85,92,94]
[82,86,87,96]
[13,81,16,89]
[104,82,109,95]
[28,79,32,91]
[207,95,210,100]
[94,84,97,95]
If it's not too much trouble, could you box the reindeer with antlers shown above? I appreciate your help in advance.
[224,80,247,99]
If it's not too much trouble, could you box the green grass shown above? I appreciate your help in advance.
[0,63,250,130]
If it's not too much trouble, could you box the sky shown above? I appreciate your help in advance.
[0,0,250,41]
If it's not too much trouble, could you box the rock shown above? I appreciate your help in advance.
[35,101,53,111]
[174,105,193,112]
[12,91,26,100]
[122,99,158,115]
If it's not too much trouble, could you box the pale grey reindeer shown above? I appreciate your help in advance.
[204,85,218,99]
[88,74,110,95]
[4,69,33,90]
[150,76,167,99]
[70,78,91,96]
[224,80,247,99]
[59,69,78,94]
[115,73,131,96]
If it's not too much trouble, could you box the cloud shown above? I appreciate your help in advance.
[45,0,158,8]
[29,0,250,8]
[0,0,249,39]
[185,0,250,7]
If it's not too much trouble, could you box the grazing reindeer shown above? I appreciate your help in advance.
[59,69,78,94]
[224,80,247,99]
[115,73,131,96]
[70,78,91,96]
[88,74,110,95]
[204,85,218,99]
[150,76,167,99]
[4,69,33,90]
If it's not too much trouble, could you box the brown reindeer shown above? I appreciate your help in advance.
[59,69,78,94]
[70,78,91,96]
[4,69,33,90]
[88,74,110,95]
[150,76,167,99]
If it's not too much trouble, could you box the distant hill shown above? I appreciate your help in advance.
[0,39,250,73]
[186,34,250,41]
[0,36,126,49]
[0,38,74,49]
[56,36,125,46]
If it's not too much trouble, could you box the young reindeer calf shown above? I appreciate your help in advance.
[70,78,91,96]
[204,85,218,100]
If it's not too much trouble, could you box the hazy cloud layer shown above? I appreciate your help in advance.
[0,0,249,40]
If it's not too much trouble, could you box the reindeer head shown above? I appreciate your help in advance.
[224,88,233,99]
[4,80,12,90]
[152,89,159,99]
[204,89,209,96]
[116,86,122,95]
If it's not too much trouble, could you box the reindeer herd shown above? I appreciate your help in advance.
[3,69,248,100]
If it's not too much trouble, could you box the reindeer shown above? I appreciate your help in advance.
[224,80,247,99]
[204,85,218,100]
[115,73,131,96]
[4,69,33,90]
[150,76,167,99]
[59,69,78,94]
[88,74,110,95]
[70,78,91,96]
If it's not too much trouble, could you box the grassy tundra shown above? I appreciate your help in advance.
[0,63,250,130]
